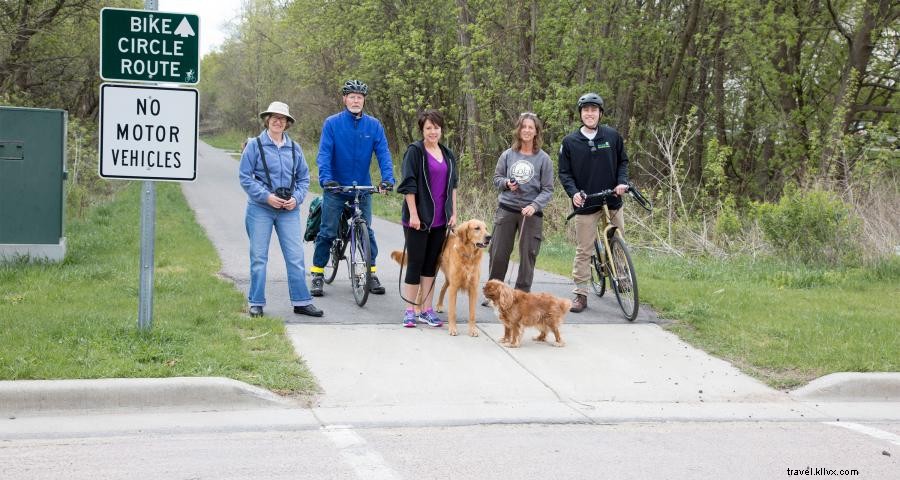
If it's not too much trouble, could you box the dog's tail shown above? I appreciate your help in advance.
[389,250,407,266]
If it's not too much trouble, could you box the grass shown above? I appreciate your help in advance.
[202,129,250,154]
[536,235,900,389]
[0,182,317,394]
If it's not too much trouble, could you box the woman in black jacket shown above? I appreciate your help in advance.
[396,109,458,328]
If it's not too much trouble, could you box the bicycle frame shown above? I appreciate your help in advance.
[595,202,624,281]
[324,183,378,306]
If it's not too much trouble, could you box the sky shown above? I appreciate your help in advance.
[157,0,244,58]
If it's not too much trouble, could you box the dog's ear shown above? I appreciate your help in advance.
[458,221,471,243]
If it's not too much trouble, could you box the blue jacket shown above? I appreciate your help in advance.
[239,131,311,208]
[316,109,394,187]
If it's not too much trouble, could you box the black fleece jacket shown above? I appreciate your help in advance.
[557,125,629,212]
[397,141,458,227]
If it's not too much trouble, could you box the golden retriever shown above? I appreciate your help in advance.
[390,219,491,336]
[482,279,569,348]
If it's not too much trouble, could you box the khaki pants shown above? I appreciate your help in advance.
[572,208,624,295]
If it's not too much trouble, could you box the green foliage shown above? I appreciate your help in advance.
[714,195,742,243]
[753,188,861,266]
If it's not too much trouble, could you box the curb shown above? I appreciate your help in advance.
[789,372,900,402]
[0,377,293,416]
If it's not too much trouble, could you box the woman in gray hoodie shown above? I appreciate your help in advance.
[485,112,554,296]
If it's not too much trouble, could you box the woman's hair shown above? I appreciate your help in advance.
[511,112,542,152]
[417,109,444,133]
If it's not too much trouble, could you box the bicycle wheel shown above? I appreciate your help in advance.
[589,240,607,297]
[323,237,343,284]
[608,235,639,321]
[349,220,372,307]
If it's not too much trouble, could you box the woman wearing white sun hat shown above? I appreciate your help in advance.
[239,101,323,318]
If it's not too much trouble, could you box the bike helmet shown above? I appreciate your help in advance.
[577,93,604,112]
[341,79,369,96]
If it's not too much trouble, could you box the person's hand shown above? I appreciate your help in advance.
[379,181,393,194]
[323,180,339,190]
[507,179,519,191]
[267,194,286,209]
[409,215,422,231]
[449,213,457,228]
[614,184,629,196]
[572,192,586,208]
[282,196,297,210]
[521,205,536,216]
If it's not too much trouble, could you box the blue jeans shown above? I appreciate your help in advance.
[312,190,378,269]
[245,202,313,307]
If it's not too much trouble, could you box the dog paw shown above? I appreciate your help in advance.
[553,341,566,347]
[532,335,547,342]
[435,306,445,313]
[448,328,458,336]
[468,329,479,337]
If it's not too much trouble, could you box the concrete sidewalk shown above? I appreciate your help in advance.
[2,141,897,425]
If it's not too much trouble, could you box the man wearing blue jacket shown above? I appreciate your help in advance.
[311,80,395,296]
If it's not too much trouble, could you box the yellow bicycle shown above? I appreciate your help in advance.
[566,185,652,321]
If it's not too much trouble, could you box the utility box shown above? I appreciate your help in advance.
[0,106,67,262]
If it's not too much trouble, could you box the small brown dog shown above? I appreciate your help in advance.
[482,279,570,348]
[390,219,491,336]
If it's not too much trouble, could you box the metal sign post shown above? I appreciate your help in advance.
[138,0,157,332]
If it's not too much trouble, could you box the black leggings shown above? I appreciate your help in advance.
[403,225,447,284]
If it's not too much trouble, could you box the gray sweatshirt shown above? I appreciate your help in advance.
[492,148,554,211]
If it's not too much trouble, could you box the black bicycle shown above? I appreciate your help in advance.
[322,183,382,306]
[566,184,652,321]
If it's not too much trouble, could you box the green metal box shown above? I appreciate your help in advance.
[0,106,67,261]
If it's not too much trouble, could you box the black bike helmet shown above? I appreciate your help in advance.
[577,92,604,112]
[341,79,369,96]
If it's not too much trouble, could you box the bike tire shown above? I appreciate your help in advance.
[609,235,639,321]
[324,238,343,284]
[590,240,607,297]
[350,220,372,307]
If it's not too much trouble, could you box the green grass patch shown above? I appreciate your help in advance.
[202,129,251,154]
[537,236,900,389]
[0,182,317,394]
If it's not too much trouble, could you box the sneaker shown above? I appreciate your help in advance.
[369,275,386,294]
[403,310,417,328]
[570,294,587,313]
[249,305,263,318]
[418,309,443,327]
[311,273,324,296]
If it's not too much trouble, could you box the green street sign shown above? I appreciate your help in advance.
[100,8,200,84]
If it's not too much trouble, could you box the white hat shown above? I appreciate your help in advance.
[259,101,295,124]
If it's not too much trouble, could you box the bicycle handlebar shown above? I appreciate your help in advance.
[565,184,653,222]
[325,185,379,193]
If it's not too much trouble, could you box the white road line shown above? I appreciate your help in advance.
[824,421,900,446]
[321,425,401,480]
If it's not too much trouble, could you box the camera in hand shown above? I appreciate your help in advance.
[274,187,292,201]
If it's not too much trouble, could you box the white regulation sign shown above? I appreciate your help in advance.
[99,83,198,181]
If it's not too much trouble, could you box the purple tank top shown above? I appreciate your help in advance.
[427,149,448,227]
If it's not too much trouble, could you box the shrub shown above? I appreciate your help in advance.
[753,188,861,266]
